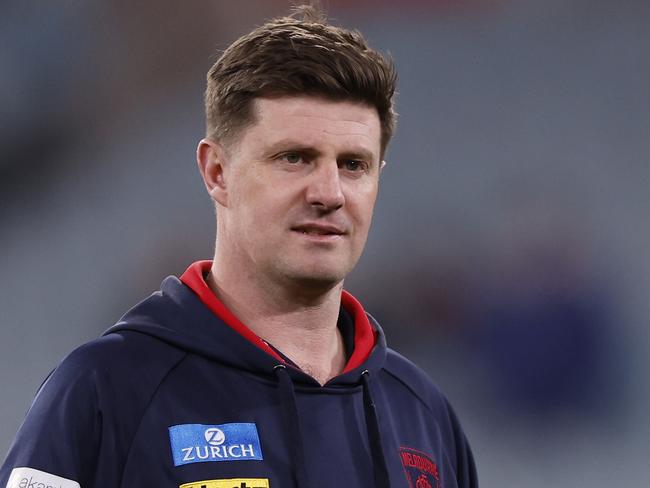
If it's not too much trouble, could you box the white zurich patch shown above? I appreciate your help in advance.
[6,467,80,488]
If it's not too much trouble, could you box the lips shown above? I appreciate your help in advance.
[291,223,346,236]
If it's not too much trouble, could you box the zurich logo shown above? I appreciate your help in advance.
[168,423,263,467]
[204,427,225,446]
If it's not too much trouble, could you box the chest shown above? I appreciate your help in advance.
[99,358,459,488]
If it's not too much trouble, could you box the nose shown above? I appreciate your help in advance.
[305,161,345,211]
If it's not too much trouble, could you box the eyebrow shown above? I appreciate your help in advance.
[339,149,375,162]
[264,139,377,163]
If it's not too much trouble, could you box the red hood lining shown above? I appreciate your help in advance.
[180,260,376,374]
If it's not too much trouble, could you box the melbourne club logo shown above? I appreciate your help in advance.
[399,447,440,488]
[168,423,263,466]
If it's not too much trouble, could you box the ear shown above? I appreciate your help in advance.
[197,138,229,207]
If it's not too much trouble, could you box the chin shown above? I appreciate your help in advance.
[280,264,348,291]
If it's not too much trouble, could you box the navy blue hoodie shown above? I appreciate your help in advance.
[1,261,477,488]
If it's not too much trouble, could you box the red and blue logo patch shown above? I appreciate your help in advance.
[399,447,440,488]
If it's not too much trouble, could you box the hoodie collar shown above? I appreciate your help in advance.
[179,260,376,375]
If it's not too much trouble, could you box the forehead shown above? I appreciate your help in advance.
[237,96,381,158]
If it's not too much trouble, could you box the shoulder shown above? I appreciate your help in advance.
[15,330,188,459]
[379,347,464,428]
[42,330,187,406]
[366,313,450,414]
[63,329,185,373]
[381,348,448,408]
[0,333,186,486]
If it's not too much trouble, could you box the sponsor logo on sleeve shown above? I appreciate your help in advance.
[399,447,440,488]
[179,479,269,488]
[168,423,263,467]
[6,467,80,488]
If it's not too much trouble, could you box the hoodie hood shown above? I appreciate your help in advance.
[104,260,386,387]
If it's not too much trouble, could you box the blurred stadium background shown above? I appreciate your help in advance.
[1,1,648,485]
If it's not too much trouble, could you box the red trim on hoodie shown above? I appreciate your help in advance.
[180,260,284,362]
[340,289,376,373]
[179,260,376,374]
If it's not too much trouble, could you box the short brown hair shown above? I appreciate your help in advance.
[205,6,397,156]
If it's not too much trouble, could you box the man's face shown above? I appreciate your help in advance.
[216,95,383,290]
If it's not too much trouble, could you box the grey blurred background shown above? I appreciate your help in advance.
[1,0,648,486]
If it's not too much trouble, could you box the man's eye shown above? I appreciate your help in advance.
[283,153,302,164]
[342,159,364,172]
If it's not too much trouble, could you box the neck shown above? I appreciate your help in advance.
[208,257,347,385]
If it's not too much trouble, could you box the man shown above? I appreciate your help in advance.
[1,7,477,488]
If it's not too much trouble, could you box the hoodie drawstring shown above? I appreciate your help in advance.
[362,370,391,488]
[274,364,311,487]
[273,365,391,488]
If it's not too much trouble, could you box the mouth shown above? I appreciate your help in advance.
[291,223,346,239]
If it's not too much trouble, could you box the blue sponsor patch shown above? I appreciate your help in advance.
[168,423,263,466]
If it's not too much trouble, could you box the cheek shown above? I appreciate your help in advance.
[349,186,379,228]
[233,185,285,234]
